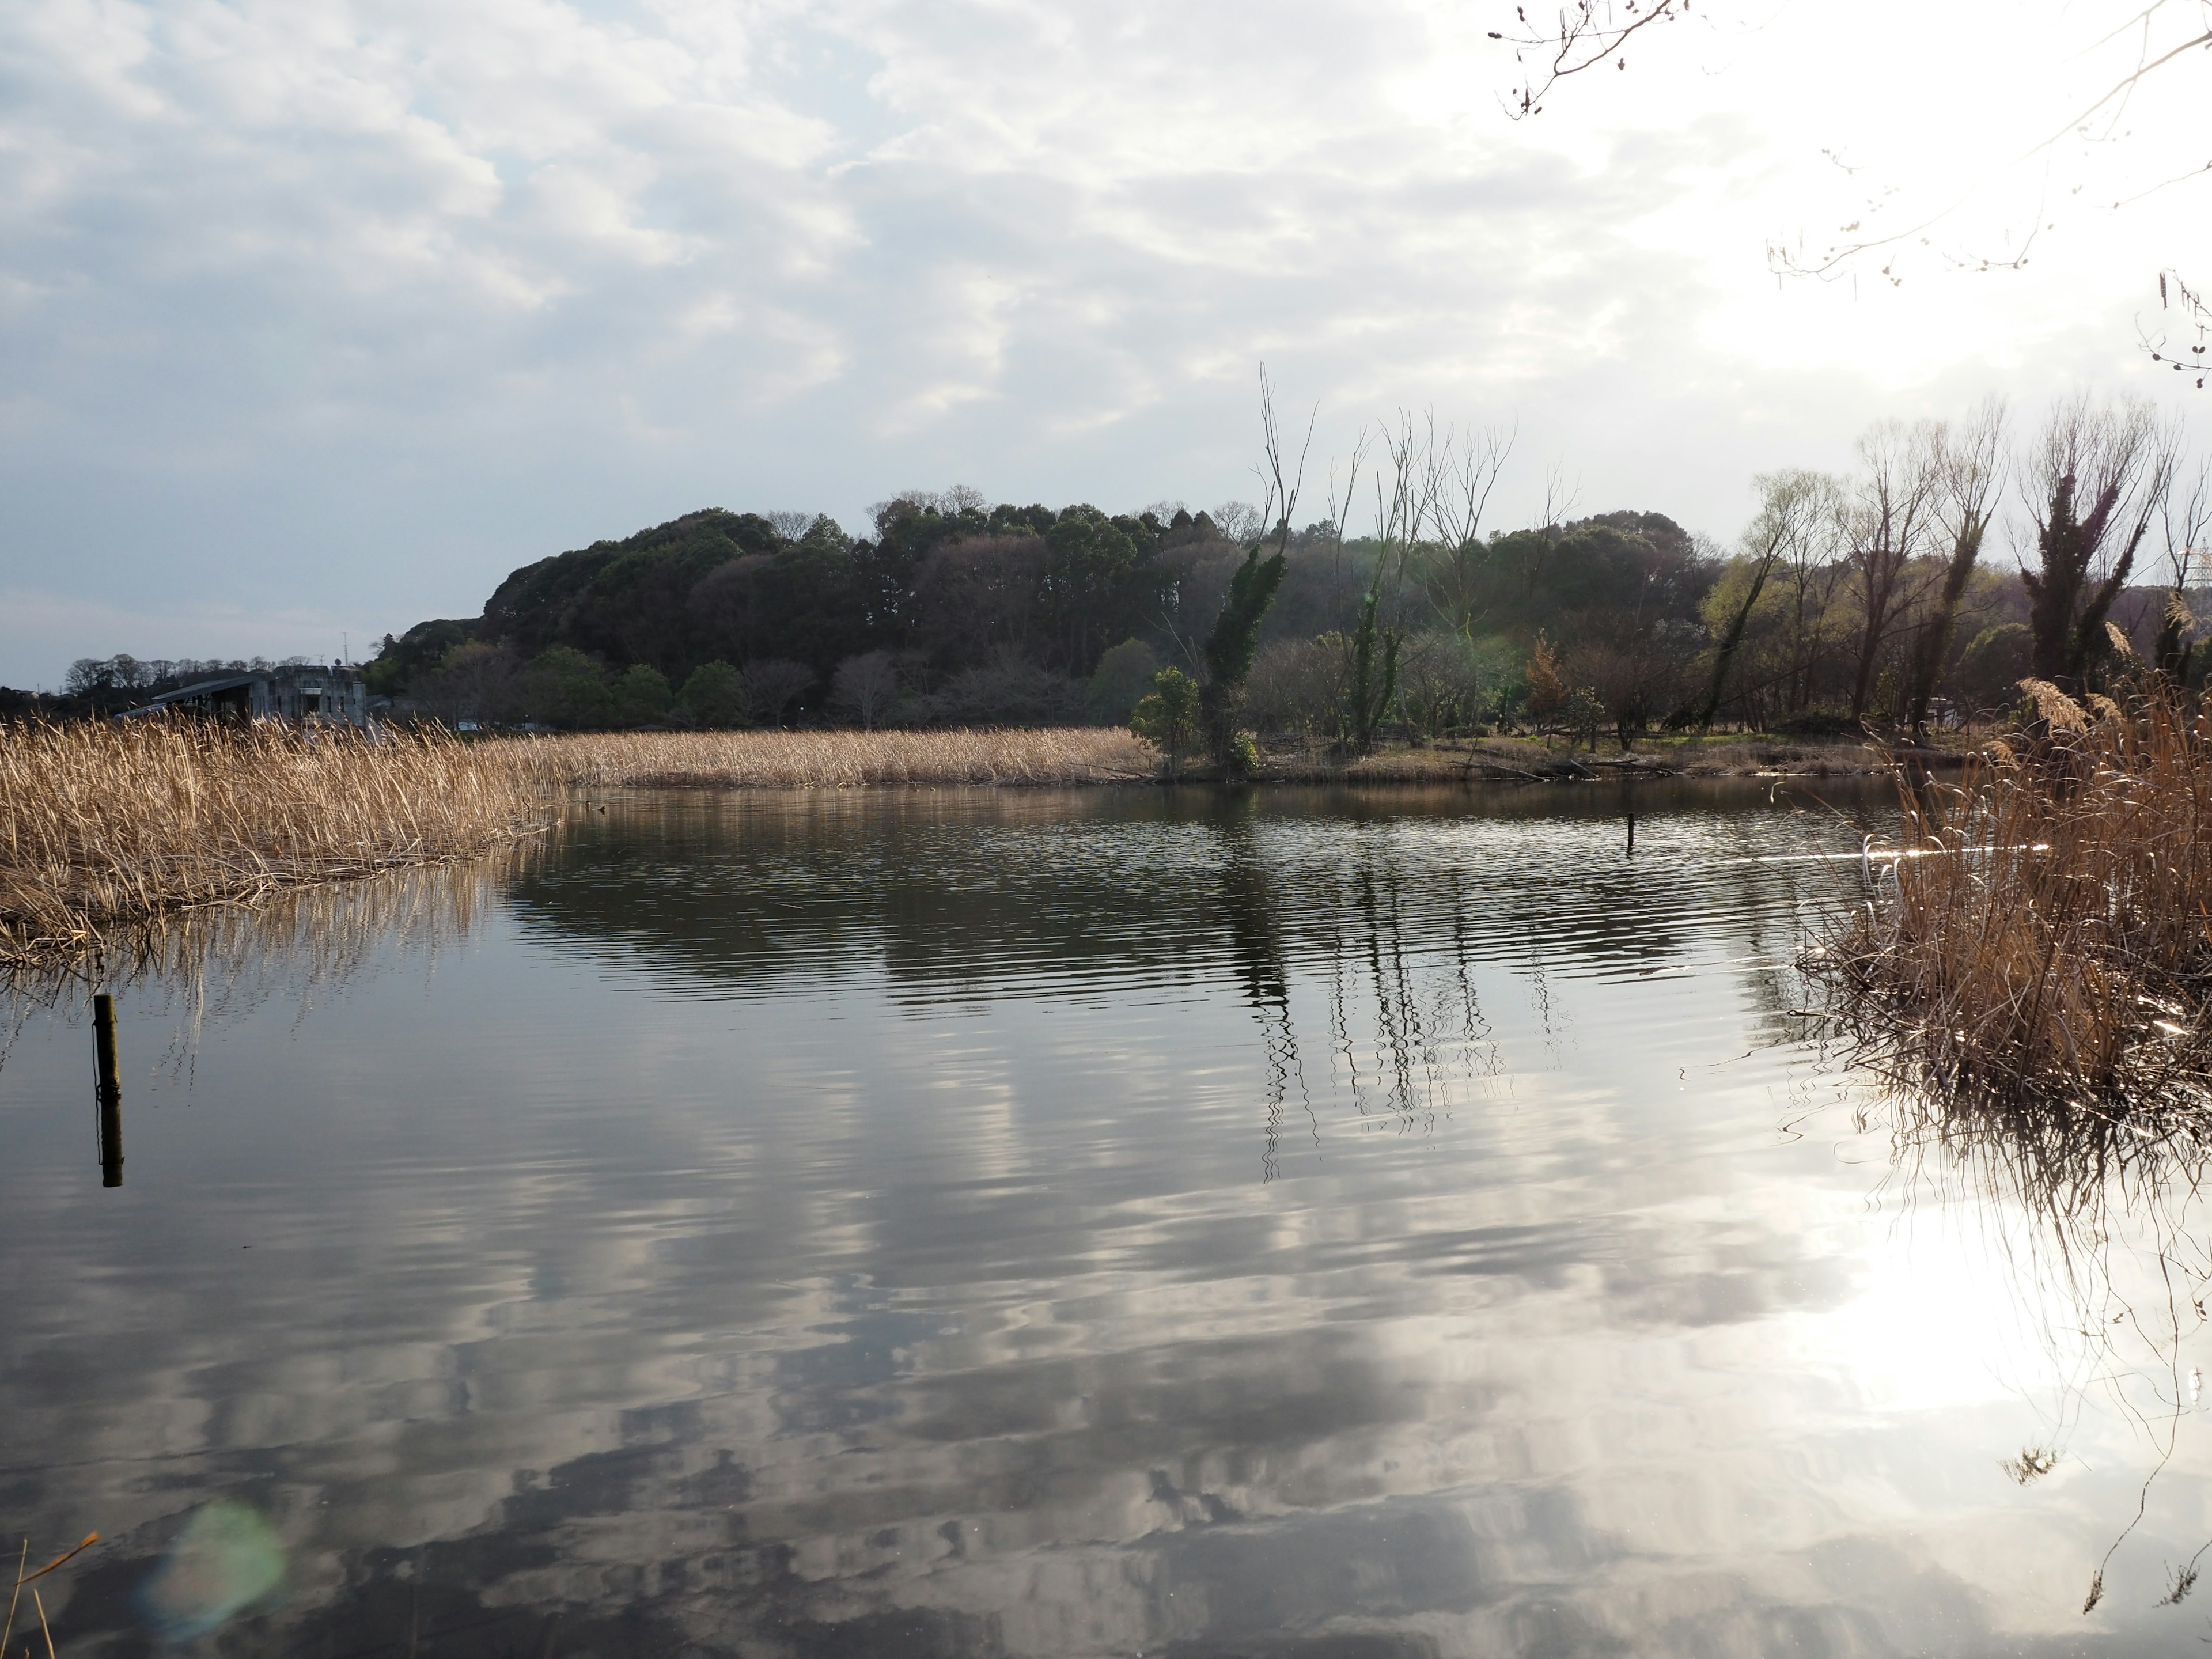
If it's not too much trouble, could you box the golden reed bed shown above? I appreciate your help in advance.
[552,726,1156,789]
[1,720,558,964]
[1,722,1156,965]
[1820,681,2212,1120]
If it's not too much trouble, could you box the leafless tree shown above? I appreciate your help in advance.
[1423,420,1517,635]
[1251,363,1316,554]
[1494,461,1581,604]
[741,658,817,726]
[2154,456,2212,673]
[1904,401,2008,740]
[1209,501,1266,546]
[830,650,900,729]
[1369,410,1433,601]
[1323,429,1376,581]
[1771,472,1852,715]
[1685,468,1833,729]
[1844,419,1945,722]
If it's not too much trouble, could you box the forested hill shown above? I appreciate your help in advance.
[365,494,1713,731]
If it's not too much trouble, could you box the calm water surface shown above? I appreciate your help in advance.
[7,782,2212,1656]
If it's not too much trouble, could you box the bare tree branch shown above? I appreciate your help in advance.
[1488,0,1693,119]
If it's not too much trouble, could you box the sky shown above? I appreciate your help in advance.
[1,0,2205,687]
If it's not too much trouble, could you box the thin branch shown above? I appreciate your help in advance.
[1490,0,1693,118]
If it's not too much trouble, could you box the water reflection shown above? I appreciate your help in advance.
[1855,1060,2212,1617]
[9,782,2212,1654]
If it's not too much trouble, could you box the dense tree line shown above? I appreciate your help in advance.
[360,490,1724,740]
[360,428,2180,751]
[22,396,2196,750]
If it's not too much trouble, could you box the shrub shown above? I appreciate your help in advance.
[1131,667,1202,764]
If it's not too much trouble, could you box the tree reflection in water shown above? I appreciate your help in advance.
[36,781,2179,1654]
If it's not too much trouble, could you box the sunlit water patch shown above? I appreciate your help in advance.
[5,781,2212,1656]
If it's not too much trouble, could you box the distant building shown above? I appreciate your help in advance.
[124,662,372,726]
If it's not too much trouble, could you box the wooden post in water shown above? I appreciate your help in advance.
[93,993,123,1187]
[1625,810,1636,856]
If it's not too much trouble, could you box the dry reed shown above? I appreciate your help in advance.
[541,725,1157,789]
[1,721,1158,967]
[1,720,555,965]
[1820,681,2212,1118]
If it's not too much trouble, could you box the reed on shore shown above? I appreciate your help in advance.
[1,722,1157,965]
[1,719,556,965]
[551,725,1156,789]
[1820,680,2212,1117]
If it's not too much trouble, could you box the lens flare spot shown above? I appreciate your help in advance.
[135,1499,286,1641]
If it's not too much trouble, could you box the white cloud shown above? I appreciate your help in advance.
[0,0,2202,682]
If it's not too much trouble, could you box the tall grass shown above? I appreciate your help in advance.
[1821,680,2212,1116]
[1,720,555,964]
[548,726,1156,789]
[1,721,1157,965]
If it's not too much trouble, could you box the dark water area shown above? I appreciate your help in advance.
[7,782,2212,1656]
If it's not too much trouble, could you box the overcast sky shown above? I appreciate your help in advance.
[1,0,2203,686]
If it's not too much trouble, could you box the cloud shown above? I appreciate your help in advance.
[0,0,2199,682]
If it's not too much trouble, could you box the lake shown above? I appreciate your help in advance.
[6,781,2212,1657]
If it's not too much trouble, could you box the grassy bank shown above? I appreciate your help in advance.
[1819,684,2212,1117]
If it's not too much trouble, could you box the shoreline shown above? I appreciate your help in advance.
[2,721,1946,970]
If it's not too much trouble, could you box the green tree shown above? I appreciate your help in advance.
[1338,590,1400,755]
[1200,547,1287,772]
[680,660,746,727]
[1131,667,1202,769]
[612,663,673,726]
[1086,638,1161,724]
[521,646,612,729]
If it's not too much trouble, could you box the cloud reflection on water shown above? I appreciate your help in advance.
[6,782,2212,1654]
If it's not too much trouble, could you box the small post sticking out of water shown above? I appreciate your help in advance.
[1625,810,1636,857]
[93,993,123,1187]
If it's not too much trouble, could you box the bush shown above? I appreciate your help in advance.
[1130,667,1202,763]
